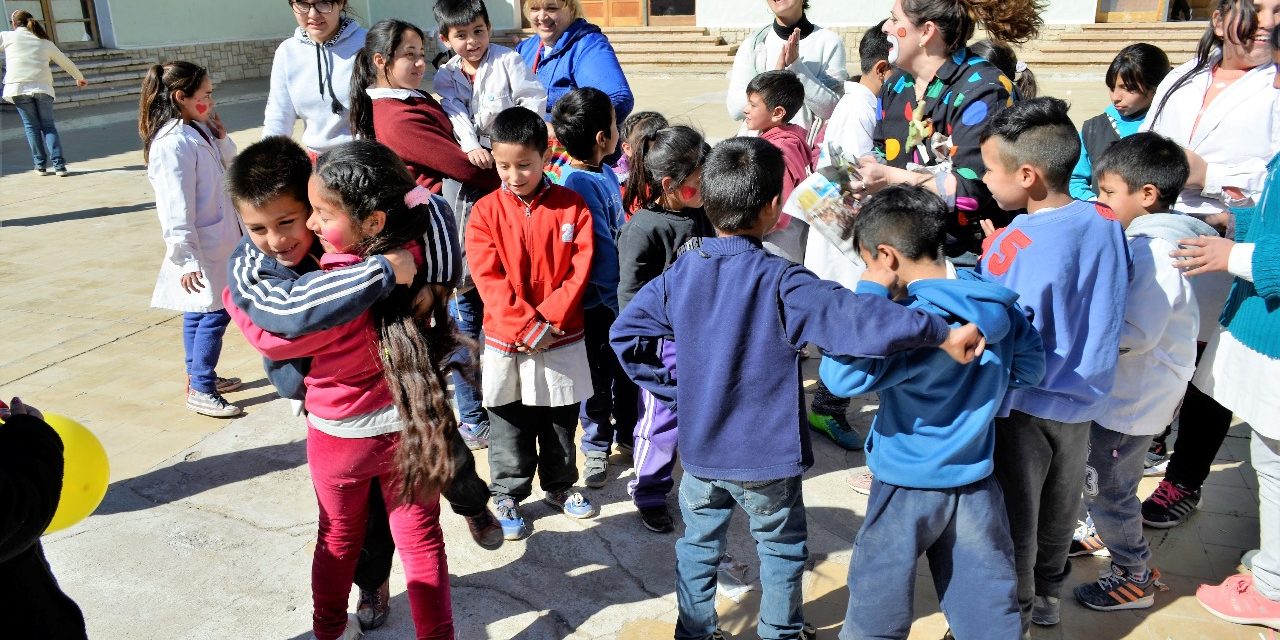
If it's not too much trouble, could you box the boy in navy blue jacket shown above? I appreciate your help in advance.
[611,137,985,640]
[975,97,1132,633]
[820,186,1045,640]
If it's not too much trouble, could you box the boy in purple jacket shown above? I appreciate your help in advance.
[976,97,1132,634]
[611,136,984,640]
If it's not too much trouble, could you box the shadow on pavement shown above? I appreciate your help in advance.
[0,201,153,227]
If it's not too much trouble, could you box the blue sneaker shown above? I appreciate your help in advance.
[543,488,597,519]
[459,422,490,450]
[807,410,864,451]
[495,499,528,540]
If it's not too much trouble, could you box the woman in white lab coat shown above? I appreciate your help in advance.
[140,61,244,418]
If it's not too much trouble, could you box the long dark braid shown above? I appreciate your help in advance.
[314,140,469,504]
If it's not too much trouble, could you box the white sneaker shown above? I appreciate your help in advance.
[186,390,243,418]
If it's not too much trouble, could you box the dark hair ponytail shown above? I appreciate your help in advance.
[350,19,426,140]
[138,61,208,163]
[970,39,1038,99]
[10,10,49,39]
[1151,0,1260,125]
[314,140,468,505]
[624,125,710,210]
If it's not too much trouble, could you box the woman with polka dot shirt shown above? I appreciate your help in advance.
[855,0,1043,261]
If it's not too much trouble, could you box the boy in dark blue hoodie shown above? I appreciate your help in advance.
[820,186,1045,640]
[610,137,986,640]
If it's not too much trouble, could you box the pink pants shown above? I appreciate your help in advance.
[307,426,454,640]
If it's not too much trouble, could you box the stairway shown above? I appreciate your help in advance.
[47,48,157,108]
[495,26,735,76]
[1018,22,1208,76]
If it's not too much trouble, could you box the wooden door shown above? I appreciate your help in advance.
[1096,0,1169,21]
[30,0,100,49]
[580,0,645,26]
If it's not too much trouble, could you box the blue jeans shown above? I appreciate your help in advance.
[448,287,488,427]
[580,304,638,454]
[840,475,1020,640]
[1083,423,1153,576]
[675,474,807,640]
[183,310,231,393]
[11,93,64,169]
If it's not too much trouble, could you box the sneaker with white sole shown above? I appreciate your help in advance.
[214,376,242,393]
[1143,439,1170,476]
[583,452,608,488]
[1031,595,1060,626]
[1141,479,1201,528]
[186,390,242,417]
[847,469,874,496]
[34,166,47,176]
[1074,564,1156,611]
[54,166,69,177]
[544,488,597,519]
[1069,519,1110,557]
[495,499,529,540]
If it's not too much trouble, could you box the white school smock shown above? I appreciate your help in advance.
[148,119,243,313]
[433,44,547,153]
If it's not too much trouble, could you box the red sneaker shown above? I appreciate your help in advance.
[1197,573,1280,629]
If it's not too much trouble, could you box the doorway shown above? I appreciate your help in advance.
[649,0,695,26]
[7,0,100,49]
[581,0,644,26]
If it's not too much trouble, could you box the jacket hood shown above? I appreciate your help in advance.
[1126,212,1217,247]
[547,19,601,58]
[762,124,812,159]
[906,269,1020,343]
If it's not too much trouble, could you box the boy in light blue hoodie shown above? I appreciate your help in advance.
[821,186,1045,640]
[976,97,1132,634]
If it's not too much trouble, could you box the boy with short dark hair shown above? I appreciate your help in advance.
[611,136,985,640]
[432,0,546,169]
[825,21,892,164]
[1071,132,1215,611]
[744,69,814,264]
[821,185,1045,639]
[549,87,637,489]
[976,97,1132,633]
[224,136,504,630]
[466,106,599,539]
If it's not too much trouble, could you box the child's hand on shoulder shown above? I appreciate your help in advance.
[467,149,494,169]
[859,264,899,294]
[383,248,419,285]
[940,323,986,364]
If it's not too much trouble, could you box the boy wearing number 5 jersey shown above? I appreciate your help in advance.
[975,98,1132,635]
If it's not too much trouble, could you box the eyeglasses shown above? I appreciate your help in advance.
[290,1,337,15]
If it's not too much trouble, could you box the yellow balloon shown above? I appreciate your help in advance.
[42,413,109,534]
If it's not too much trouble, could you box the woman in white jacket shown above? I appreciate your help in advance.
[1,10,87,175]
[140,61,244,418]
[262,0,367,156]
[1137,0,1280,529]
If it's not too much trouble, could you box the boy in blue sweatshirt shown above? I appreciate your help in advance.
[550,86,638,488]
[820,185,1045,640]
[610,137,985,640]
[976,97,1132,634]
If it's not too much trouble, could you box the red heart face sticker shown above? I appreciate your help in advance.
[195,103,209,114]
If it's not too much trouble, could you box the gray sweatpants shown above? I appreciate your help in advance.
[1084,423,1153,577]
[993,410,1090,634]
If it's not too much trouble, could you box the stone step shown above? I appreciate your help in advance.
[1078,21,1209,30]
[592,33,723,43]
[611,42,732,54]
[51,84,139,106]
[1038,41,1198,53]
[52,67,149,91]
[53,58,154,76]
[615,52,733,65]
[1057,30,1205,41]
[64,47,138,60]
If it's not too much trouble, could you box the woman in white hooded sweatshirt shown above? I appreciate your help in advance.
[263,0,367,157]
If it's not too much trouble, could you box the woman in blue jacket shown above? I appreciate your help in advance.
[515,0,633,125]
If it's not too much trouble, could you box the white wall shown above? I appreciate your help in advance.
[696,0,1095,27]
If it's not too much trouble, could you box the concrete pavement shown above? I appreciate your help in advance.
[0,75,1264,639]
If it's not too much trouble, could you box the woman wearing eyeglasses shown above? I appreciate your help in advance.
[263,0,367,157]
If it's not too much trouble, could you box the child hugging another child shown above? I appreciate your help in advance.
[224,136,503,631]
[616,124,713,533]
[611,136,985,640]
[1071,132,1215,611]
[139,61,245,418]
[976,97,1132,634]
[549,87,638,490]
[225,140,468,640]
[1069,44,1171,201]
[821,185,1045,639]
[432,0,546,170]
[466,106,599,540]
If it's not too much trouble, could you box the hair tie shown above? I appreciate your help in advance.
[404,185,432,209]
[11,10,22,22]
[1015,61,1028,73]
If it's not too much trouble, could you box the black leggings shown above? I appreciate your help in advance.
[353,429,490,591]
[1149,343,1235,492]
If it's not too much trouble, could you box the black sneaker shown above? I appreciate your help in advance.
[583,452,608,488]
[1141,479,1201,528]
[1074,564,1156,611]
[639,505,674,533]
[1144,439,1170,477]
